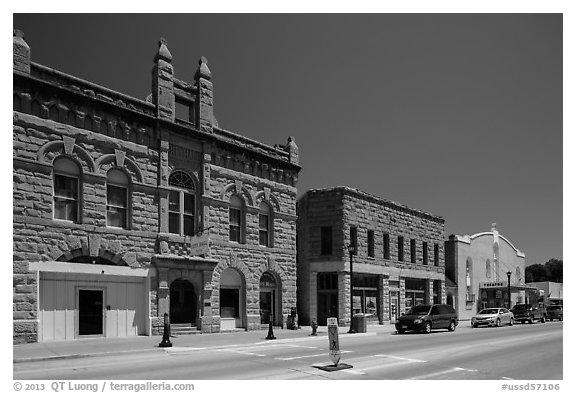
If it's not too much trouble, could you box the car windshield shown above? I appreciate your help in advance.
[406,305,431,315]
[547,306,561,310]
[478,308,499,314]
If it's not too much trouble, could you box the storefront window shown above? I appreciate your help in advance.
[352,274,379,320]
[220,288,239,318]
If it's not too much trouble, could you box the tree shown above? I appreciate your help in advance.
[544,259,563,283]
[525,263,546,283]
[525,259,562,283]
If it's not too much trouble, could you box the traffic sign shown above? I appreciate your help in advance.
[327,317,340,366]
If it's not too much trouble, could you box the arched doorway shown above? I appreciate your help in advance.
[170,279,196,325]
[220,268,245,330]
[260,272,280,326]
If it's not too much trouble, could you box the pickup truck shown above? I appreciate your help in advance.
[545,305,563,321]
[510,304,546,324]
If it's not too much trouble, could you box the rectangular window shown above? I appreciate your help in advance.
[434,243,440,266]
[168,191,180,234]
[398,236,404,262]
[423,242,428,265]
[317,272,338,290]
[106,184,127,228]
[367,230,375,257]
[320,226,333,255]
[183,193,195,236]
[259,213,270,246]
[229,208,241,243]
[410,239,416,263]
[350,226,358,255]
[383,233,390,260]
[53,174,78,222]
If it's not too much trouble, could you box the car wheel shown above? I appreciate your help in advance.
[509,317,514,326]
[529,316,534,324]
[541,316,546,323]
[448,320,456,332]
[495,318,501,327]
[396,328,405,334]
[472,324,477,328]
[560,316,563,321]
[424,322,432,334]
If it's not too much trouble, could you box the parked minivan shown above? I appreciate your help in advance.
[395,304,458,334]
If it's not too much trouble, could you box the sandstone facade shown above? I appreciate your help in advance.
[297,187,446,327]
[13,30,300,343]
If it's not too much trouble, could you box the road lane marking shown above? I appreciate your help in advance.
[277,350,353,361]
[374,354,427,363]
[352,359,416,372]
[408,367,474,380]
[343,369,366,375]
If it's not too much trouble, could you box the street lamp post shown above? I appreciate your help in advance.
[348,243,356,334]
[506,271,512,309]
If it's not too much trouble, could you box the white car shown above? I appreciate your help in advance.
[471,308,514,328]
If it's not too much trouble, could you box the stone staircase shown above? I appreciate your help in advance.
[170,323,199,336]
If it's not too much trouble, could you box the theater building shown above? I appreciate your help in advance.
[296,187,446,327]
[445,223,531,321]
[13,31,300,343]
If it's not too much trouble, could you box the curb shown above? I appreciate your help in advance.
[13,348,161,364]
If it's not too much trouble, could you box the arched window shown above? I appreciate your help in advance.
[53,157,80,222]
[229,195,244,243]
[168,171,195,236]
[486,259,491,278]
[106,168,129,228]
[259,202,273,247]
[466,258,472,287]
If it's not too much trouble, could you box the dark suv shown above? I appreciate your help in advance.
[395,304,458,334]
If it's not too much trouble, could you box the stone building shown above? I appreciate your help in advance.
[445,223,531,321]
[296,187,446,327]
[13,30,300,343]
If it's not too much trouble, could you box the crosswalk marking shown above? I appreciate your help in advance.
[277,350,353,361]
[217,348,266,357]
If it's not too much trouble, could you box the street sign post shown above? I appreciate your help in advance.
[313,317,353,372]
[327,317,341,366]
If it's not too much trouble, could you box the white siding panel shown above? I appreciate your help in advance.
[127,283,137,336]
[54,282,66,340]
[117,283,127,337]
[39,272,146,341]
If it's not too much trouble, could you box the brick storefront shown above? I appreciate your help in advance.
[13,31,300,343]
[297,187,446,327]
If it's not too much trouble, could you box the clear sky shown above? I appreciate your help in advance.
[12,13,563,266]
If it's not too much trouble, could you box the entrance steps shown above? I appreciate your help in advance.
[170,323,199,336]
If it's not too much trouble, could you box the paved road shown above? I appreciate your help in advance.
[14,322,562,380]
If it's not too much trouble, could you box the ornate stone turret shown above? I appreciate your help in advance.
[194,56,214,133]
[286,136,299,165]
[13,29,30,75]
[151,38,175,121]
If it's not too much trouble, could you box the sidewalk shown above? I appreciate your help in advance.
[13,324,398,364]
